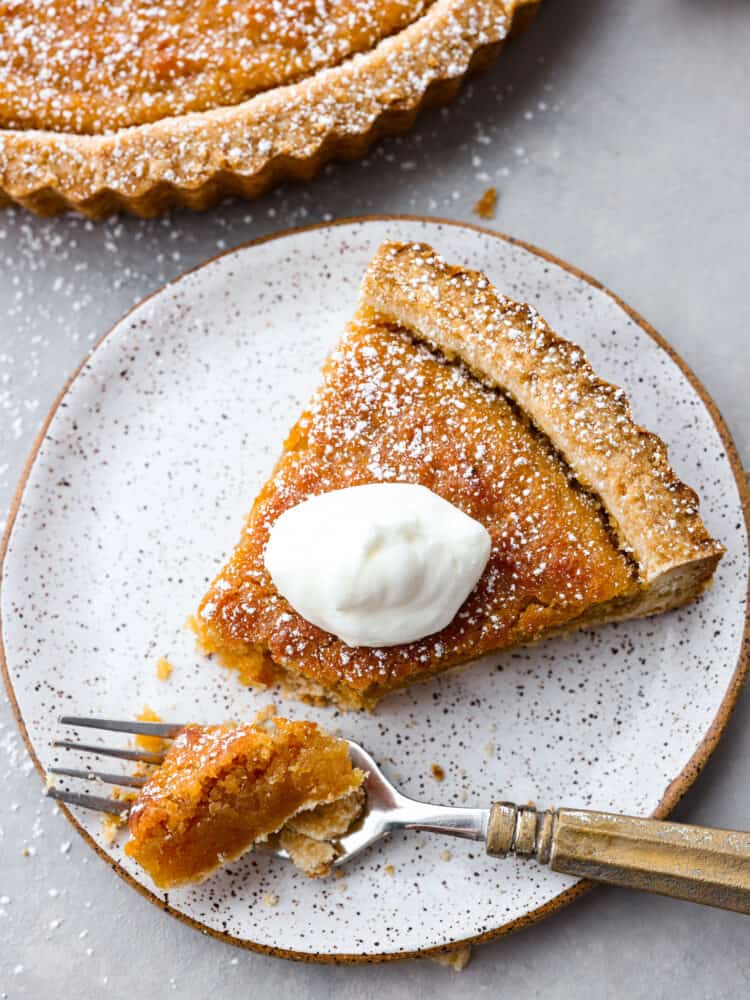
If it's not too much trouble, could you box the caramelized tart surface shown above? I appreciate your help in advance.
[196,313,638,708]
[0,0,431,133]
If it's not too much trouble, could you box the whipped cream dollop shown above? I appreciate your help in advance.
[264,483,491,648]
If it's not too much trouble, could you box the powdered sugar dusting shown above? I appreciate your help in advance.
[200,289,636,702]
[0,0,516,211]
[364,243,722,584]
[0,0,432,133]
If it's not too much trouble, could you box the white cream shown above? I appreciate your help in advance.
[264,483,491,647]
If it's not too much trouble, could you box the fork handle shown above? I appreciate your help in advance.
[486,803,750,914]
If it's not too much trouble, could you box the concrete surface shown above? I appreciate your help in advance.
[1,1,748,997]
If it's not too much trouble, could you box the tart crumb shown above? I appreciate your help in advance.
[155,657,173,682]
[252,703,277,726]
[135,706,166,753]
[472,186,497,220]
[439,849,452,862]
[431,945,472,971]
[484,741,494,756]
[431,764,445,782]
[384,864,395,876]
[333,867,346,880]
[263,893,279,908]
[111,787,137,805]
[104,786,137,844]
[101,814,125,846]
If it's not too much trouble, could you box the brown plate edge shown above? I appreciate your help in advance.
[1,214,747,964]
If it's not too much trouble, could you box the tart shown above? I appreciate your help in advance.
[125,716,364,888]
[0,0,539,218]
[194,241,723,710]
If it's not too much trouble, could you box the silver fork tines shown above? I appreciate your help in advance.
[47,715,177,816]
[52,739,164,765]
[48,766,147,788]
[59,716,184,739]
[47,787,131,817]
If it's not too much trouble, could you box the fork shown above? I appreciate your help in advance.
[47,716,750,913]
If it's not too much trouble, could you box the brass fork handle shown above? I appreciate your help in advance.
[486,803,750,914]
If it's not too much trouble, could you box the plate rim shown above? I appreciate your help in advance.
[2,214,748,964]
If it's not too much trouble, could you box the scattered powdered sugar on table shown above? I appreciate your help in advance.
[0,40,564,984]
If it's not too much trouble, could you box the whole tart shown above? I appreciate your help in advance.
[0,0,540,218]
[194,241,724,711]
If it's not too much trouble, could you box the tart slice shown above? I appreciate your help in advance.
[125,716,364,888]
[194,242,723,710]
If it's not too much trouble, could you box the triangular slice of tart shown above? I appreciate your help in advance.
[194,242,723,710]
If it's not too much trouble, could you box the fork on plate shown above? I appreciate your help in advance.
[47,716,750,913]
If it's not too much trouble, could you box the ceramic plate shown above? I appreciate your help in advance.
[2,218,748,962]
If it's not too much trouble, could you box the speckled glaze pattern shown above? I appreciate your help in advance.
[1,219,748,961]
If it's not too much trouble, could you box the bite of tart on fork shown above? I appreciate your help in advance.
[48,714,750,913]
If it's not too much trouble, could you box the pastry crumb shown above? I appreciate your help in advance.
[111,787,137,805]
[384,864,395,876]
[472,186,497,219]
[101,813,125,846]
[333,867,346,880]
[263,893,279,907]
[135,706,166,753]
[484,741,494,756]
[103,788,136,844]
[431,764,445,781]
[252,703,277,725]
[278,828,336,878]
[439,849,452,862]
[431,945,472,971]
[155,657,173,682]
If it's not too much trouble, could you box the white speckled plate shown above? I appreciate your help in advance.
[2,218,748,962]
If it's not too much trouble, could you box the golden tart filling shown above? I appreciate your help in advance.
[125,716,364,888]
[0,0,432,133]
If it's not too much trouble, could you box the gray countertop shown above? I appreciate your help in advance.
[1,1,749,997]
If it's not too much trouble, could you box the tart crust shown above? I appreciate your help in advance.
[0,0,539,218]
[361,242,724,613]
[194,242,723,710]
